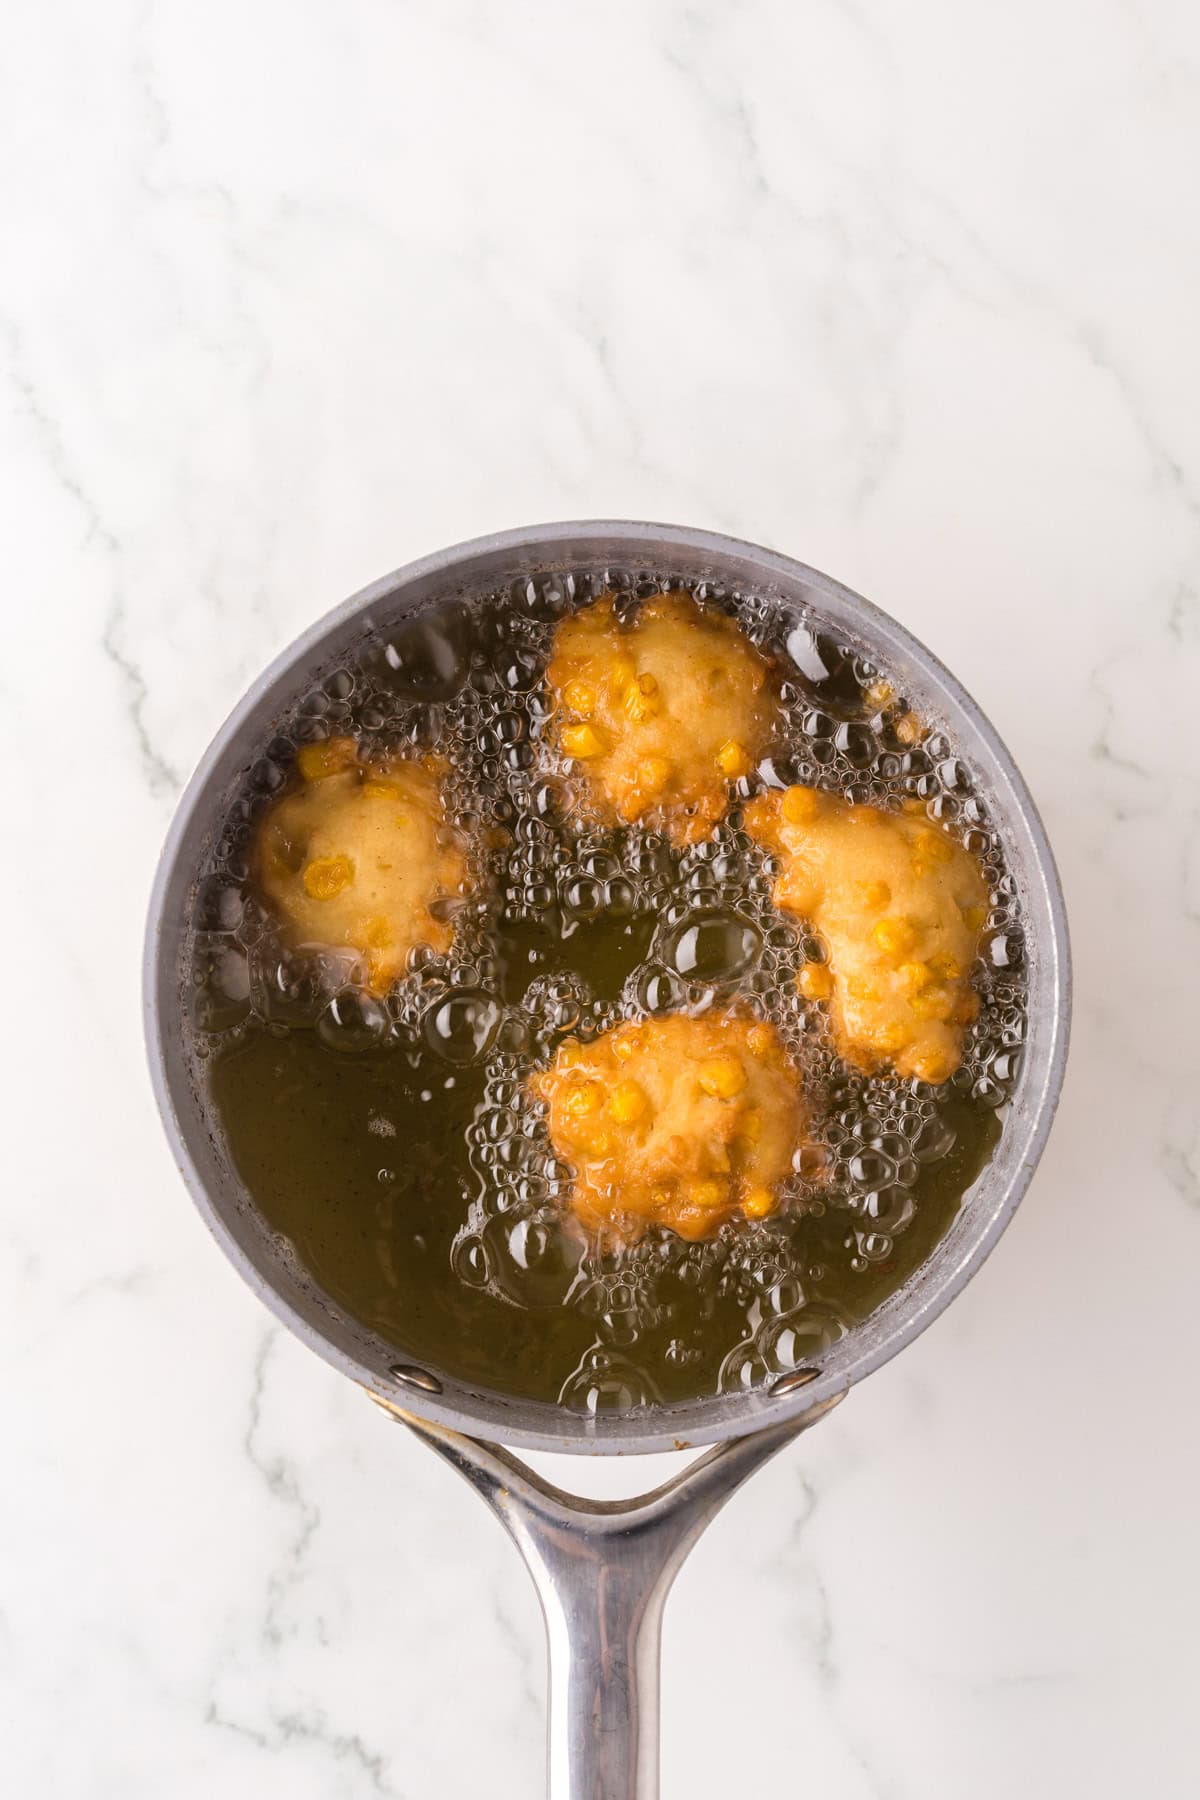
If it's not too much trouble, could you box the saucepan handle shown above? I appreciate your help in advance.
[389,1394,844,1799]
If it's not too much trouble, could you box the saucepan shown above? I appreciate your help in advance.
[144,522,1071,1799]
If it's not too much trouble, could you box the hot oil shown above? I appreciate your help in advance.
[192,570,1028,1412]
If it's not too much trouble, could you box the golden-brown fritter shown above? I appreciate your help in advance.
[255,737,468,995]
[531,1010,810,1241]
[744,786,989,1086]
[545,591,776,847]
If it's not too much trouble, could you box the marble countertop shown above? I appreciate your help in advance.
[4,2,1199,1794]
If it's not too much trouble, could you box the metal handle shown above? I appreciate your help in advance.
[387,1393,844,1799]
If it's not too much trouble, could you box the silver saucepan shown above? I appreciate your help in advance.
[144,522,1071,1800]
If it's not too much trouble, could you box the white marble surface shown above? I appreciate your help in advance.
[3,1,1199,1793]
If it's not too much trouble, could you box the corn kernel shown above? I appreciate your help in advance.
[585,1130,613,1159]
[895,712,924,746]
[782,785,820,826]
[872,1021,910,1054]
[963,904,988,933]
[865,679,894,710]
[928,952,962,981]
[365,917,394,949]
[563,1080,603,1119]
[742,1185,777,1220]
[296,737,358,782]
[717,739,751,780]
[858,879,891,912]
[362,780,402,800]
[847,976,880,1005]
[637,756,672,796]
[562,679,596,717]
[798,963,833,1002]
[609,1078,648,1125]
[739,1108,763,1142]
[561,722,606,759]
[746,1024,773,1057]
[909,987,954,1022]
[897,960,932,994]
[873,915,917,958]
[691,1179,728,1210]
[697,1055,748,1099]
[302,854,354,900]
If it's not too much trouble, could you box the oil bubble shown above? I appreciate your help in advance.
[559,1346,661,1414]
[760,1306,845,1372]
[317,989,390,1052]
[451,1234,491,1286]
[637,966,685,1013]
[864,1187,915,1232]
[377,603,472,700]
[660,912,761,983]
[718,1340,769,1394]
[424,990,501,1063]
[913,1117,957,1163]
[488,1214,582,1306]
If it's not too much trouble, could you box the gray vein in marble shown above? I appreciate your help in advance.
[242,1329,322,1649]
[1166,582,1199,645]
[1114,0,1192,91]
[1181,813,1200,925]
[904,176,1200,542]
[776,1464,903,1800]
[1086,657,1158,811]
[0,315,184,796]
[1078,325,1200,526]
[69,1266,158,1306]
[206,1699,401,1796]
[658,17,911,514]
[1160,1096,1200,1209]
[130,0,272,384]
[196,1333,408,1793]
[661,14,771,203]
[101,612,186,799]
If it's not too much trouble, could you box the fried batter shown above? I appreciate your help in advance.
[531,1010,809,1241]
[546,591,775,847]
[744,786,989,1085]
[256,737,468,995]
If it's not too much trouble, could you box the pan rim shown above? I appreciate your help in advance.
[144,520,1072,1454]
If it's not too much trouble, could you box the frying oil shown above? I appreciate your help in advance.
[191,570,1027,1411]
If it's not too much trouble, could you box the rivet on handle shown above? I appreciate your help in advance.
[769,1367,821,1396]
[389,1363,444,1394]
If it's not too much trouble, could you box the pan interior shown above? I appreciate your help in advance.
[146,523,1069,1454]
